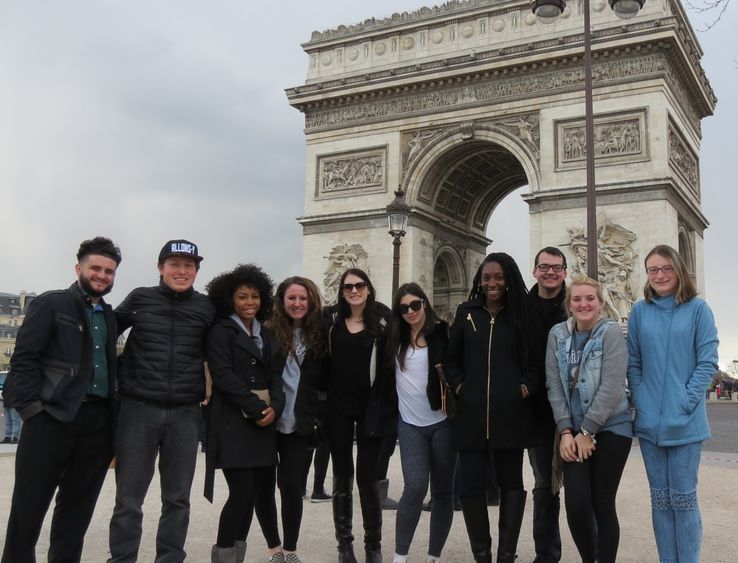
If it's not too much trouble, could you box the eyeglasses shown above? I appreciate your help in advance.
[646,266,674,275]
[535,264,566,273]
[398,299,423,315]
[342,281,368,292]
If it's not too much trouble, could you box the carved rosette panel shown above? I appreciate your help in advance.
[668,121,700,197]
[322,243,369,303]
[566,213,638,321]
[316,147,387,199]
[555,109,648,170]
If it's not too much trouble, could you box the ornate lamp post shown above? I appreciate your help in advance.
[386,188,410,296]
[530,0,645,279]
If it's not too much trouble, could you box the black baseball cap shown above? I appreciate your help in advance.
[158,239,204,263]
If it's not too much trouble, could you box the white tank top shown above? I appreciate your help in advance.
[395,346,446,427]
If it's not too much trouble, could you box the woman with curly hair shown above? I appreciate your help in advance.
[384,283,455,563]
[253,276,327,563]
[445,252,541,563]
[204,264,285,563]
[324,268,392,563]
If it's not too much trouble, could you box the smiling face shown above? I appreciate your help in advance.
[569,283,603,331]
[284,283,309,327]
[158,257,198,293]
[399,293,426,331]
[341,273,369,310]
[645,254,678,297]
[480,261,506,310]
[233,285,261,327]
[532,251,567,298]
[76,254,118,299]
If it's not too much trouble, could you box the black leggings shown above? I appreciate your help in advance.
[324,407,381,485]
[217,466,273,547]
[563,431,631,563]
[255,432,311,551]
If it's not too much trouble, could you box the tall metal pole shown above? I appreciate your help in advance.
[391,236,401,297]
[583,0,598,280]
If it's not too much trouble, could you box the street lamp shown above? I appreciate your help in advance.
[386,188,410,296]
[530,0,645,279]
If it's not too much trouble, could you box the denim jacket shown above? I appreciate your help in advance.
[546,317,631,436]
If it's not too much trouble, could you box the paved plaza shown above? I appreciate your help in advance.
[1,412,737,563]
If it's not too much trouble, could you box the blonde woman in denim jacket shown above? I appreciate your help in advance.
[627,245,719,563]
[546,276,632,563]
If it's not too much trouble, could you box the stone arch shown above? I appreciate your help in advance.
[432,245,467,321]
[678,224,695,276]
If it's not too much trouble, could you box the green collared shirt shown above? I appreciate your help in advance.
[83,298,109,398]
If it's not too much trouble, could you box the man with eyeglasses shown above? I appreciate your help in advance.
[526,247,568,563]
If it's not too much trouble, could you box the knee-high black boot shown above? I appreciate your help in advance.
[497,490,527,563]
[358,481,382,563]
[462,496,492,563]
[333,476,358,563]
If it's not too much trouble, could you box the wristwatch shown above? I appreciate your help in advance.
[580,427,597,445]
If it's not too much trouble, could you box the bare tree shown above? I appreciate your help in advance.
[686,0,731,30]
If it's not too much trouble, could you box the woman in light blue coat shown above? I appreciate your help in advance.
[546,276,632,563]
[627,244,719,563]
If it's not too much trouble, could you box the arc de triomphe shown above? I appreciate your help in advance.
[286,0,715,319]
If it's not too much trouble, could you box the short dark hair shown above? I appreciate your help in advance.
[534,246,567,269]
[206,264,274,319]
[77,237,122,265]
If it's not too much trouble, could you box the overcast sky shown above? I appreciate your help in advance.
[1,1,735,368]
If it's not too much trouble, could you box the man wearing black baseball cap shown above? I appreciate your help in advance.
[108,239,215,563]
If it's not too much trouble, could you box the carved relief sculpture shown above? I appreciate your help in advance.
[668,121,699,196]
[493,113,540,159]
[317,148,386,198]
[565,212,638,321]
[323,243,369,303]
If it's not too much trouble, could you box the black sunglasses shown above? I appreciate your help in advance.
[398,299,424,315]
[342,281,368,292]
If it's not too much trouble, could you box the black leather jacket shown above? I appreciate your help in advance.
[116,281,215,404]
[9,283,118,422]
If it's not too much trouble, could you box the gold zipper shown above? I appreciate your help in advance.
[467,313,477,332]
[486,314,495,440]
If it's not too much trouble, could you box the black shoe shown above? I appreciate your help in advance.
[1,437,11,444]
[333,477,356,561]
[311,490,332,503]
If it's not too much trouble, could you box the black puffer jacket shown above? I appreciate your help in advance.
[116,281,215,403]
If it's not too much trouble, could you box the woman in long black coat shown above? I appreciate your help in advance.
[204,264,285,563]
[445,252,542,563]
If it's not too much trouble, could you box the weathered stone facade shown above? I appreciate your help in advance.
[287,0,715,310]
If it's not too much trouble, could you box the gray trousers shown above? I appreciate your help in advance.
[395,419,456,558]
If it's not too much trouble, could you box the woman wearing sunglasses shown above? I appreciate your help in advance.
[627,245,718,562]
[384,283,455,563]
[323,268,392,563]
[445,252,541,563]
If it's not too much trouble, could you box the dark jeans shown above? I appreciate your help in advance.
[107,397,200,563]
[563,431,631,563]
[255,432,311,551]
[324,407,381,485]
[395,420,456,558]
[2,402,113,563]
[218,466,274,547]
[528,428,562,561]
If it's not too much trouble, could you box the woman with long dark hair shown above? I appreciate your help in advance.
[204,264,285,563]
[445,252,541,563]
[253,276,326,563]
[323,268,391,563]
[385,283,455,563]
[546,276,632,563]
[627,245,718,562]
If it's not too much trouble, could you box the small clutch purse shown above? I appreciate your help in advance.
[241,388,271,419]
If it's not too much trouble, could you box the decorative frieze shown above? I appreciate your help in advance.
[322,243,369,303]
[555,109,648,170]
[316,147,387,199]
[668,120,700,197]
[304,53,698,133]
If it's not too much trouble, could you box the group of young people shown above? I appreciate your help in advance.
[1,236,718,563]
